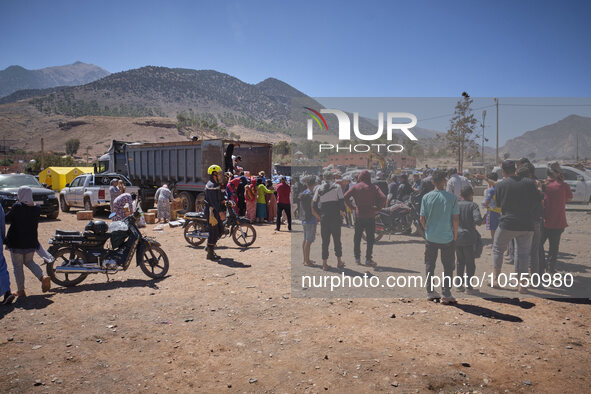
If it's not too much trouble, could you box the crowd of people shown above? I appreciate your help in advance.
[291,158,573,304]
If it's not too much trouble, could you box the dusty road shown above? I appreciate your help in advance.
[1,202,590,393]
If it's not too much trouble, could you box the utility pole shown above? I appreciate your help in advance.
[481,110,487,166]
[576,134,579,162]
[41,138,45,170]
[494,98,499,164]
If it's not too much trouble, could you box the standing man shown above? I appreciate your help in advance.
[492,160,542,293]
[300,176,319,266]
[313,171,346,271]
[446,168,470,200]
[204,164,226,261]
[344,170,386,267]
[420,170,459,305]
[276,176,292,231]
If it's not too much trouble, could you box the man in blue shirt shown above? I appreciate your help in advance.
[420,170,459,304]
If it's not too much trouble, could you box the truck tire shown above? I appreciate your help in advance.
[83,197,95,214]
[60,195,70,212]
[179,191,195,212]
[47,210,59,220]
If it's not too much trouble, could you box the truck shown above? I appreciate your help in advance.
[96,139,273,212]
[59,173,140,213]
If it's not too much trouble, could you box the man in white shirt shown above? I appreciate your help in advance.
[446,168,470,200]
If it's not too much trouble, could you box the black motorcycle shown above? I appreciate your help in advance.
[46,211,169,287]
[183,201,256,248]
[362,193,424,242]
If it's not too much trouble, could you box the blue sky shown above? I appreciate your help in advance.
[1,0,590,97]
[1,0,590,143]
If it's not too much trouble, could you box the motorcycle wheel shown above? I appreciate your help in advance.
[139,245,169,279]
[232,223,257,248]
[184,220,207,247]
[46,248,88,287]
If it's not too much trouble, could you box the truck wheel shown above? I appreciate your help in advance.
[47,210,59,220]
[83,197,95,214]
[60,195,70,212]
[179,191,195,212]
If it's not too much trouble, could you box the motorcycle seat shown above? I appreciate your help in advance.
[56,230,82,236]
[185,212,205,219]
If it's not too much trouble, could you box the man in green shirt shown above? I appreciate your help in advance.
[420,170,459,304]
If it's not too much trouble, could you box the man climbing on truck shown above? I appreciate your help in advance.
[204,165,226,261]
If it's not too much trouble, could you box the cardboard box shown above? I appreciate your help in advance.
[171,198,183,211]
[77,210,93,220]
[148,209,158,215]
[144,212,156,224]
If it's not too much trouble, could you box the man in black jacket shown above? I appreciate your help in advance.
[204,165,226,261]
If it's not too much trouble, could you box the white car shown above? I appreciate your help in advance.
[493,165,591,203]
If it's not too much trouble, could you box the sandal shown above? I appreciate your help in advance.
[337,261,345,269]
[41,276,51,293]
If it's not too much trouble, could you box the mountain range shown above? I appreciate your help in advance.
[0,62,589,161]
[0,61,110,98]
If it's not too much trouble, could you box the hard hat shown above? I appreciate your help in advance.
[208,164,222,175]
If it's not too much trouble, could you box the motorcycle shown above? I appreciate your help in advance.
[46,210,169,287]
[183,201,257,248]
[362,193,424,242]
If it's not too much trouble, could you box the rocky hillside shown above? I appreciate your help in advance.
[500,115,591,160]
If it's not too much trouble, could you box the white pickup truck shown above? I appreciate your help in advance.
[59,173,140,213]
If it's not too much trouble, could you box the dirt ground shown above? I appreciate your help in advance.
[1,200,590,393]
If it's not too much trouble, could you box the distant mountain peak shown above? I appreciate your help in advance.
[0,62,110,98]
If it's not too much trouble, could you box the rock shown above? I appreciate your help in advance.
[461,362,471,367]
[34,380,43,386]
[248,378,258,384]
[7,337,13,341]
[390,313,396,318]
[523,380,532,386]
[227,383,232,388]
[324,355,329,360]
[391,381,399,387]
[32,345,42,350]
[566,345,573,349]
[184,318,194,322]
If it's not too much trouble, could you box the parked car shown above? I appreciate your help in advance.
[59,173,139,213]
[0,174,59,219]
[493,164,591,203]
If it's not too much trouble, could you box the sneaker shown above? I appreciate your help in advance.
[465,288,479,295]
[1,291,15,305]
[427,291,441,301]
[355,258,362,265]
[456,286,466,293]
[441,296,457,305]
[365,259,377,267]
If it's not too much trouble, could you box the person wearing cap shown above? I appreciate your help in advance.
[540,161,572,274]
[344,170,386,267]
[446,168,470,200]
[492,160,543,293]
[313,171,346,271]
[420,170,459,304]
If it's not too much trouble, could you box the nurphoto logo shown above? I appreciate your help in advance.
[305,108,419,153]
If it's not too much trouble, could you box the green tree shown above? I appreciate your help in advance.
[440,92,479,171]
[65,138,80,156]
[275,140,290,156]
